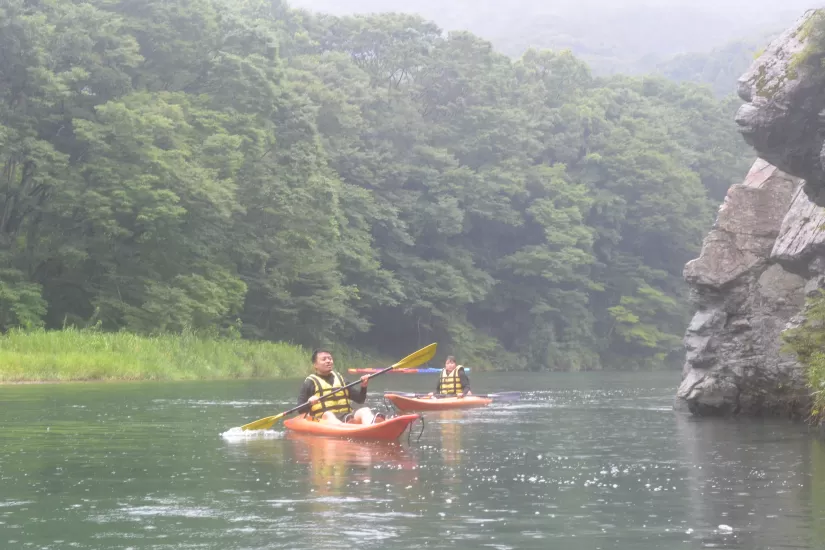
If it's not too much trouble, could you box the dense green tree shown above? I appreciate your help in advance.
[0,0,755,370]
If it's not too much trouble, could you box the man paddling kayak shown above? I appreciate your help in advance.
[429,355,472,397]
[297,349,385,425]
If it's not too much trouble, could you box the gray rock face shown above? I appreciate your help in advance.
[771,185,825,267]
[736,10,825,205]
[679,9,825,419]
[676,160,810,416]
[684,160,797,288]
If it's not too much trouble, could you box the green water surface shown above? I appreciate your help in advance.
[1,372,823,549]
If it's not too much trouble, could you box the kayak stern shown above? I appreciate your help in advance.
[385,394,492,412]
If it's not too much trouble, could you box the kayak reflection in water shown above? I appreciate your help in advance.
[439,410,464,471]
[297,348,385,425]
[429,355,473,398]
[288,434,418,502]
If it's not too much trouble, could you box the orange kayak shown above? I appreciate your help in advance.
[385,394,492,411]
[283,413,421,441]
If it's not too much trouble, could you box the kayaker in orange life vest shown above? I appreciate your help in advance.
[428,355,473,398]
[296,349,385,424]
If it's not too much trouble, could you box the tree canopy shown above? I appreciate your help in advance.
[0,0,753,370]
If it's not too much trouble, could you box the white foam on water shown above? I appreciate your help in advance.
[89,503,222,524]
[126,505,217,518]
[0,501,33,508]
[226,527,257,534]
[220,427,284,440]
[153,399,280,407]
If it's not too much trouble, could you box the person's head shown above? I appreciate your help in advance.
[445,355,457,372]
[312,348,334,375]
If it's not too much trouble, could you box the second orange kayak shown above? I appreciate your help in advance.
[283,413,421,441]
[385,394,493,411]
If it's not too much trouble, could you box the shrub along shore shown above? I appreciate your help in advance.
[0,329,380,383]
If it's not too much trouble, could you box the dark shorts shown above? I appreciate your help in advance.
[334,411,354,423]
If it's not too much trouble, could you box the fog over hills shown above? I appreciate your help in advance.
[288,0,814,75]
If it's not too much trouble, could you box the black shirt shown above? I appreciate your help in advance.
[297,372,367,413]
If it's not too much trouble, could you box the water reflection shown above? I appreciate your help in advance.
[287,434,417,497]
[3,374,825,550]
[438,410,464,470]
[674,412,821,549]
[811,440,825,546]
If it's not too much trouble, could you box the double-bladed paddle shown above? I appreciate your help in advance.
[384,390,521,401]
[239,343,437,431]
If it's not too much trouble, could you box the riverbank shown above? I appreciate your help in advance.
[0,329,380,383]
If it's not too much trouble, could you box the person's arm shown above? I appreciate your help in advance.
[296,379,315,413]
[347,375,368,404]
[459,368,471,395]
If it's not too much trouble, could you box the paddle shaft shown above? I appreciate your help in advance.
[239,367,394,431]
[302,365,393,409]
[239,343,437,431]
[385,390,520,400]
[271,365,393,419]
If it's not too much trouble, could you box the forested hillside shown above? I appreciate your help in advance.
[654,35,777,97]
[0,0,753,370]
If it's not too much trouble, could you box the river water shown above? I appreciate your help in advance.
[1,372,824,549]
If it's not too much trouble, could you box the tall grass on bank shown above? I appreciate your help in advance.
[0,328,316,382]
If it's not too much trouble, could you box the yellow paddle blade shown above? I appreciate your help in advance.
[240,411,286,431]
[391,342,437,370]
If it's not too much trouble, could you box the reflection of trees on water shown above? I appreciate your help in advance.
[673,413,823,549]
[809,440,825,547]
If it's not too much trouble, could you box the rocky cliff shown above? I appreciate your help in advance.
[736,10,825,204]
[676,9,825,417]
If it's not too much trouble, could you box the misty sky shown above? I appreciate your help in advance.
[288,0,817,64]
